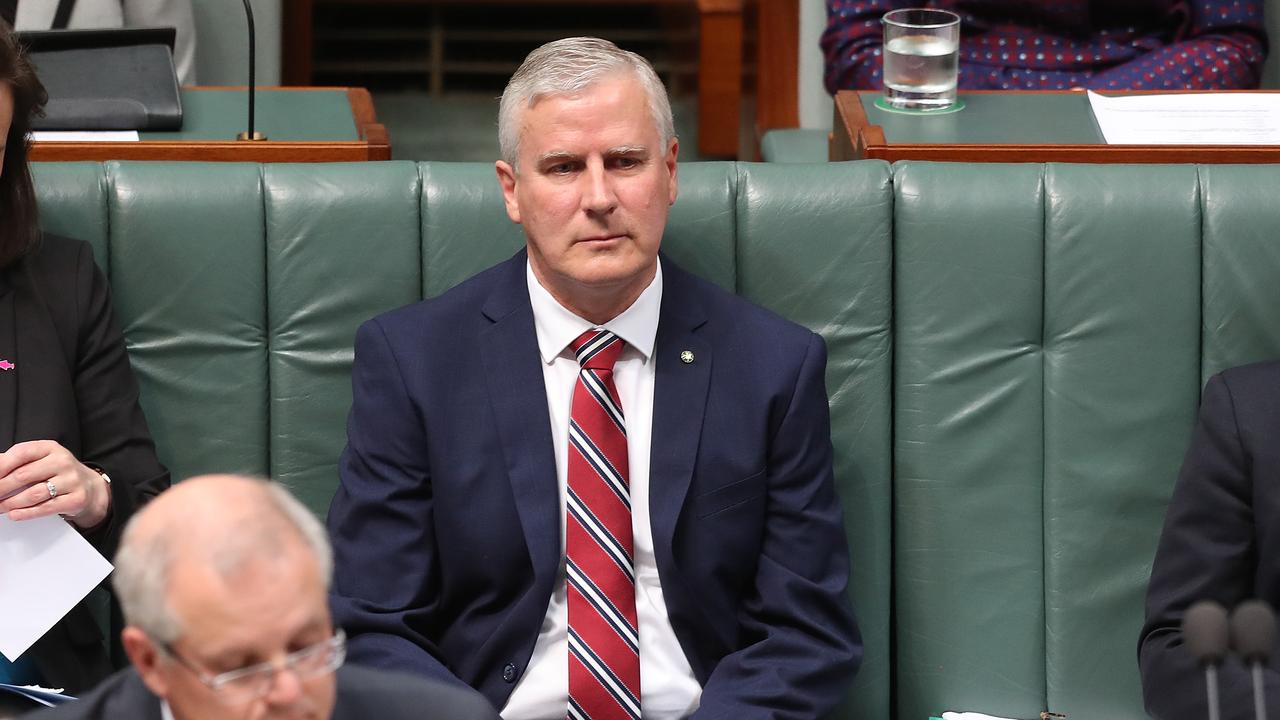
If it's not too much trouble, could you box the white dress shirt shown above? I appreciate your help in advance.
[501,261,701,720]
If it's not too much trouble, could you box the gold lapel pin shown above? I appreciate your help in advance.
[680,350,695,364]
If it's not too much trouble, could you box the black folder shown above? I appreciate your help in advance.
[18,27,183,131]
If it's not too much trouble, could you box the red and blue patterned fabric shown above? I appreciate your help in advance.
[822,0,1267,93]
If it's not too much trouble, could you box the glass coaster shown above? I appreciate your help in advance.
[873,97,966,115]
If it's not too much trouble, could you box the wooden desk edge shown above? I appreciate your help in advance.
[857,144,1280,163]
[30,86,392,162]
[30,141,383,163]
[346,87,392,161]
[832,90,876,162]
[830,89,1280,164]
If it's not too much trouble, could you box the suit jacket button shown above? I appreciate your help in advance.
[502,663,517,683]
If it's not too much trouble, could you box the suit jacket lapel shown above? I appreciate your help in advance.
[479,252,561,587]
[9,262,74,448]
[649,256,711,569]
[0,272,15,451]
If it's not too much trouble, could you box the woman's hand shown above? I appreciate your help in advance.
[0,440,112,528]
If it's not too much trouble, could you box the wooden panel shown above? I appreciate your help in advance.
[286,0,744,158]
[754,0,799,135]
[283,0,315,86]
[316,0,699,4]
[697,2,744,157]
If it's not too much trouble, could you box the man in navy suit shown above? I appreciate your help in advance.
[1140,360,1280,719]
[327,36,861,719]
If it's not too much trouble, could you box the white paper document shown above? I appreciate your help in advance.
[0,683,71,706]
[0,514,112,661]
[29,131,140,143]
[1087,90,1280,145]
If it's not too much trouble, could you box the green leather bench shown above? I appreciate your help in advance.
[29,160,1280,719]
[761,128,829,163]
[30,160,894,720]
[891,162,1280,719]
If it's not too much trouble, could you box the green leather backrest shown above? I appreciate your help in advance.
[893,161,1280,720]
[30,160,894,720]
[1200,165,1280,372]
[36,159,1280,720]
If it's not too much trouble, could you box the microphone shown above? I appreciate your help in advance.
[236,0,266,141]
[1230,599,1276,720]
[1184,600,1230,720]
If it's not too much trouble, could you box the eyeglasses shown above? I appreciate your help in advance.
[161,629,346,704]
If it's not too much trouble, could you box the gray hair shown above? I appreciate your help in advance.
[113,480,333,645]
[498,36,675,167]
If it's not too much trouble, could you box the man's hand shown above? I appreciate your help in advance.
[0,440,112,528]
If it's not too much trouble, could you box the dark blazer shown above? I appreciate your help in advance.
[1140,360,1280,719]
[21,664,502,719]
[328,251,861,718]
[0,235,169,692]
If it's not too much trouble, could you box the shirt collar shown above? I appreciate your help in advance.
[526,259,662,364]
[161,699,175,720]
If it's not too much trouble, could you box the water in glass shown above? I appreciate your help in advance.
[882,9,960,110]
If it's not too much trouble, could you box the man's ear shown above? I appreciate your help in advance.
[495,160,522,224]
[123,626,171,698]
[665,137,679,206]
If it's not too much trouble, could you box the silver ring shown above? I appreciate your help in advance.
[46,480,57,499]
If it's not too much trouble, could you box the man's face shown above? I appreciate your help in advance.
[125,542,338,720]
[496,72,678,320]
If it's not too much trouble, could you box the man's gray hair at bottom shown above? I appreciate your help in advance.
[498,36,676,167]
[112,478,333,646]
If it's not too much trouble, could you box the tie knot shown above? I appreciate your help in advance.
[572,329,625,371]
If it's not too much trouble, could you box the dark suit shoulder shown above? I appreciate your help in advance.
[11,233,100,338]
[333,665,499,720]
[1215,359,1280,402]
[18,234,94,282]
[22,669,161,720]
[1208,359,1280,453]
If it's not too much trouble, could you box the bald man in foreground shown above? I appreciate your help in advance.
[28,475,500,720]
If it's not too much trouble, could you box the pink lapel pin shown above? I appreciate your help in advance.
[0,359,13,371]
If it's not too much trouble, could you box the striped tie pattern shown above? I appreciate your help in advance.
[566,329,640,720]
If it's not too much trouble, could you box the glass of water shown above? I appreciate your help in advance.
[882,8,961,110]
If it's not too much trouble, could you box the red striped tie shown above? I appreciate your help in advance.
[566,329,640,720]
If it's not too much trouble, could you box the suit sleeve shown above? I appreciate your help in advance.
[70,241,170,560]
[327,318,478,694]
[337,666,501,720]
[691,333,862,719]
[1139,372,1280,719]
